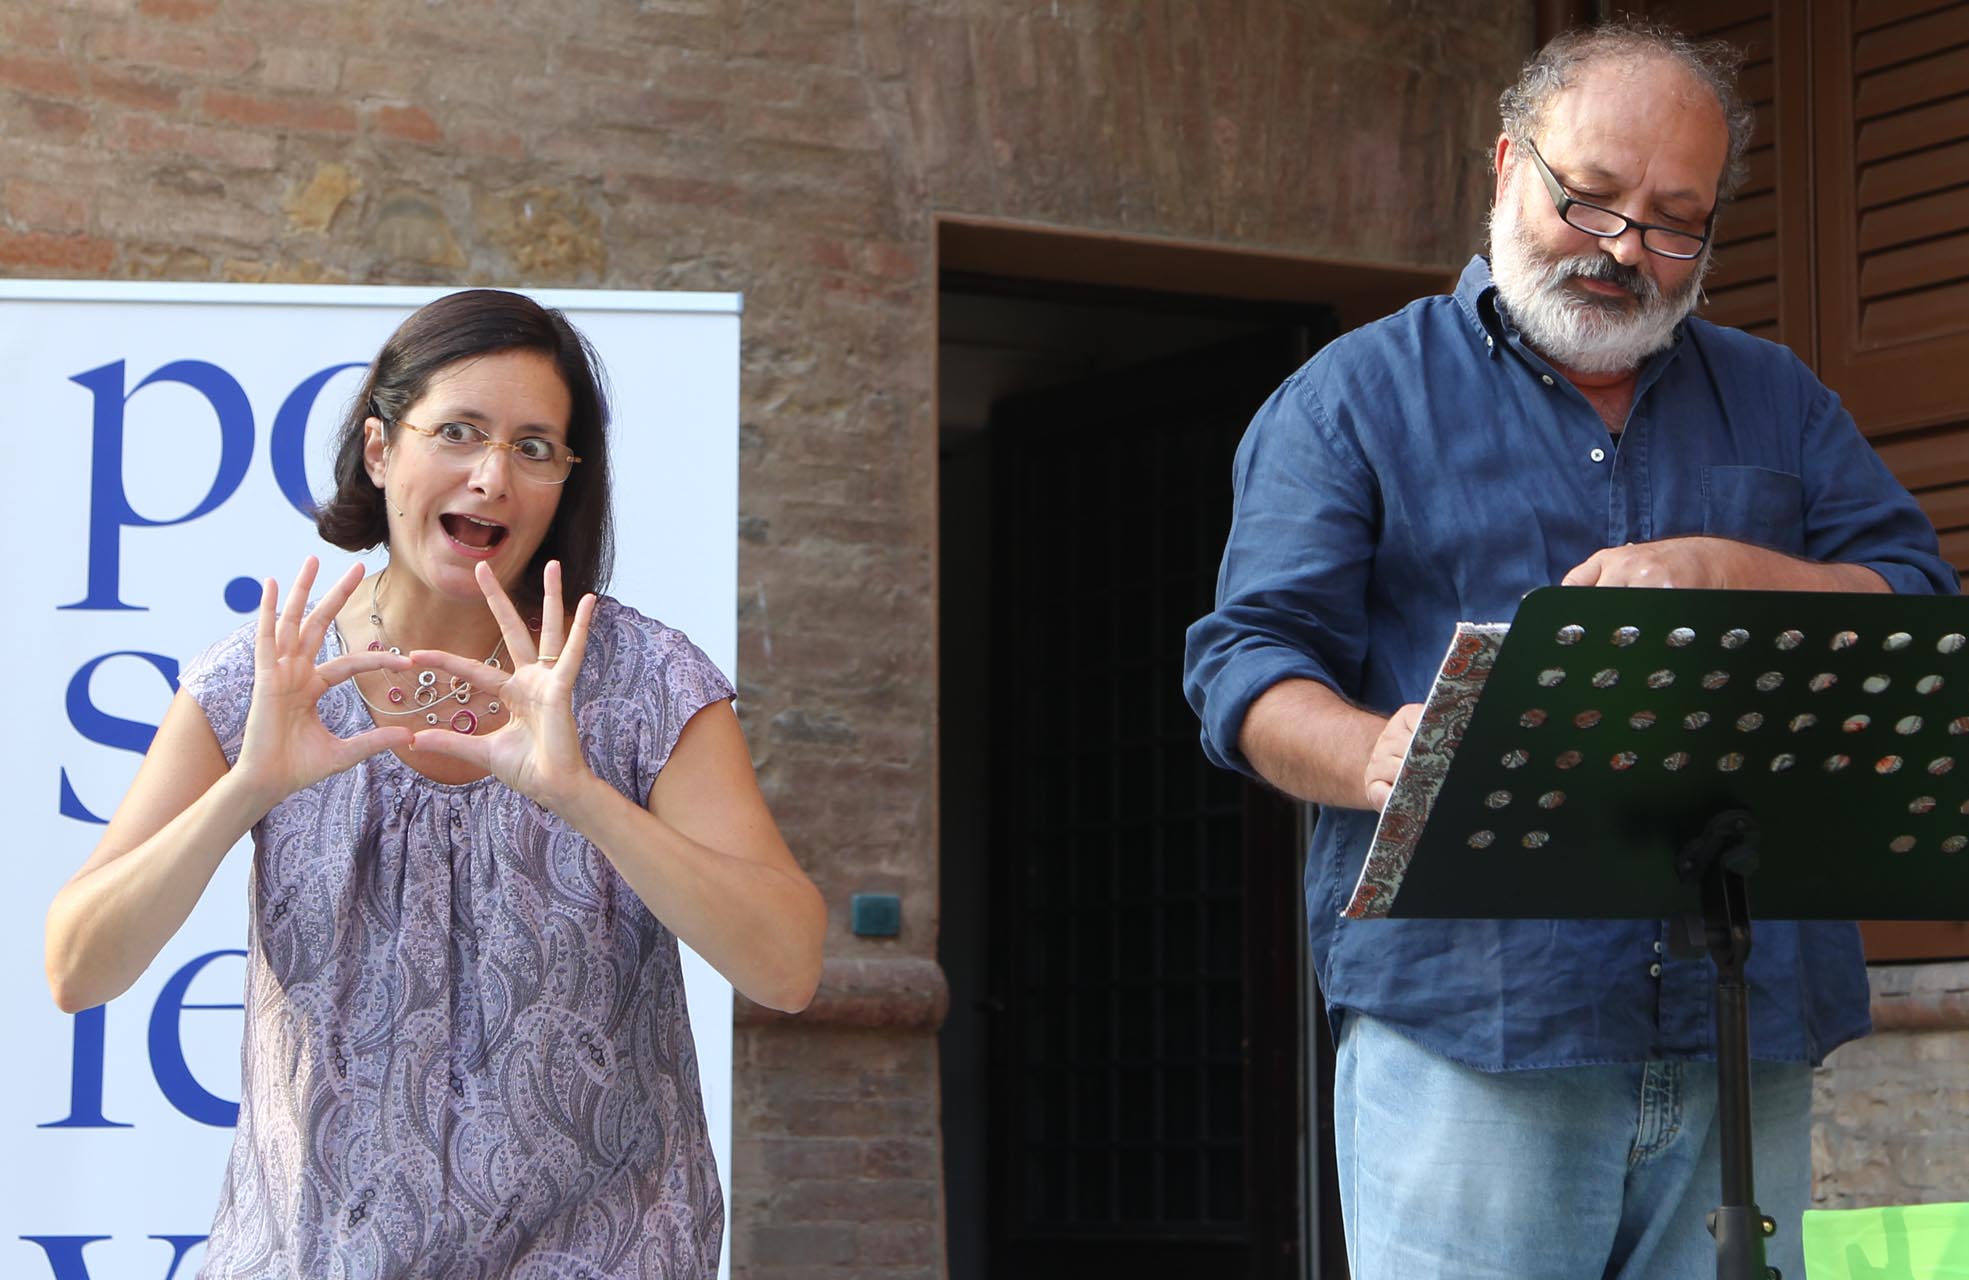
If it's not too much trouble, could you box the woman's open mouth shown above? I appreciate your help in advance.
[440,513,509,551]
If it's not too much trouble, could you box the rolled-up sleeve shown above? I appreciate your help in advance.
[1182,371,1380,777]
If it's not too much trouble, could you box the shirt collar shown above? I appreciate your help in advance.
[1452,253,1505,353]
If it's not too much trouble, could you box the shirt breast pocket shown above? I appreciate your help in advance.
[1702,465,1805,557]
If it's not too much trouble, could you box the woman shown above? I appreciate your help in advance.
[44,289,824,1278]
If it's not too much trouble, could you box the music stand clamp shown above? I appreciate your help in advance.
[1380,587,1969,1280]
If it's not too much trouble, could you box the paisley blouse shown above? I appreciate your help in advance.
[182,597,729,1279]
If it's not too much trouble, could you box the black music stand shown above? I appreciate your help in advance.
[1373,587,1969,1280]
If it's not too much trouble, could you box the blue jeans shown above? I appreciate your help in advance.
[1334,1013,1813,1280]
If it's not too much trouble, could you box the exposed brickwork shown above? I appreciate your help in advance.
[4,178,89,232]
[137,0,221,23]
[733,1025,943,1278]
[0,52,84,98]
[368,103,444,146]
[200,87,359,135]
[2,2,1544,1274]
[1814,962,1969,1210]
[85,24,259,76]
[0,226,115,273]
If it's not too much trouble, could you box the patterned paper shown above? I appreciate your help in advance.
[1345,622,1509,918]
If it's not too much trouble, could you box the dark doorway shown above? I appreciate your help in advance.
[937,275,1345,1279]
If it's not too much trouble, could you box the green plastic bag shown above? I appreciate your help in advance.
[1803,1203,1969,1279]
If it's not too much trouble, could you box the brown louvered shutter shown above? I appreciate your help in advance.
[1669,1,1818,350]
[1814,2,1969,584]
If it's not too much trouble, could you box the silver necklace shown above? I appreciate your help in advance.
[354,573,506,734]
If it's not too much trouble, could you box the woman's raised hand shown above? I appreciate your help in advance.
[233,557,415,811]
[406,559,598,808]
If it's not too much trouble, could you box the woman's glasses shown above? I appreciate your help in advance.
[394,418,582,485]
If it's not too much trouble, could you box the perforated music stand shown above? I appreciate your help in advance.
[1380,586,1969,1280]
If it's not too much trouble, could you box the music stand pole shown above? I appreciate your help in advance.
[1675,809,1773,1280]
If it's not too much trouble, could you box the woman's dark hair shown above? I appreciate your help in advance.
[315,288,614,602]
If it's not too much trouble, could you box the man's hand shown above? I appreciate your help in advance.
[1562,536,1746,588]
[1239,680,1418,811]
[1364,703,1423,811]
[1562,536,1889,593]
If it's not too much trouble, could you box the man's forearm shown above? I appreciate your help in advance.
[1745,551,1889,593]
[1236,677,1388,810]
[1564,536,1893,592]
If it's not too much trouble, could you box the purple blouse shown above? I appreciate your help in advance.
[181,596,731,1279]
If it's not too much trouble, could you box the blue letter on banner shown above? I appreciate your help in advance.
[37,1006,131,1130]
[19,1235,206,1280]
[61,360,255,612]
[147,949,246,1127]
[58,651,178,825]
[270,362,365,517]
[20,1236,110,1280]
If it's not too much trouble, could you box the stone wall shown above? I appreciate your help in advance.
[1815,964,1969,1210]
[2,2,1531,1275]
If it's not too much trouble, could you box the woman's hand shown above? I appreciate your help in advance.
[233,556,414,812]
[406,559,598,809]
[46,556,413,1012]
[408,561,823,1009]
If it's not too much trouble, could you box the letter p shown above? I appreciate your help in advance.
[60,360,254,612]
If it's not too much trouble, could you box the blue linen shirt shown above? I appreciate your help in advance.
[1184,256,1957,1071]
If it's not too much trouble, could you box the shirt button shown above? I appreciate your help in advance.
[1590,447,1606,463]
[1541,374,1555,386]
[1485,334,1494,348]
[1649,963,1664,978]
[1654,940,1664,954]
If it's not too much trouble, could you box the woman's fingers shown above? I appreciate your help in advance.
[539,561,565,662]
[303,561,367,652]
[335,725,414,763]
[254,575,279,666]
[555,594,598,683]
[315,649,413,687]
[278,556,319,651]
[472,562,537,662]
[406,726,496,766]
[402,648,509,690]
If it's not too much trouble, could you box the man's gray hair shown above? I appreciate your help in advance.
[1497,20,1755,202]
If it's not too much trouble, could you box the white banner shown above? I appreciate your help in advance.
[0,282,741,1280]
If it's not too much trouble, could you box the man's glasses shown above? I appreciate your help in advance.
[394,418,582,485]
[1524,139,1714,261]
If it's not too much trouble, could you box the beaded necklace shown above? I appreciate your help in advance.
[351,573,506,735]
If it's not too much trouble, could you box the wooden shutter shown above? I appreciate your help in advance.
[1650,1,1817,350]
[1814,1,1969,437]
[1813,2,1969,599]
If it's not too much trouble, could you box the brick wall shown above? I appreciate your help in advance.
[1815,963,1969,1210]
[1,2,1530,1274]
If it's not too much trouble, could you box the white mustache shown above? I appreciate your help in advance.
[1553,253,1657,304]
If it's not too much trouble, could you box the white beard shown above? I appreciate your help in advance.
[1488,181,1709,376]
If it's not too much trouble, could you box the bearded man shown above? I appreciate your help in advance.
[1183,21,1955,1280]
